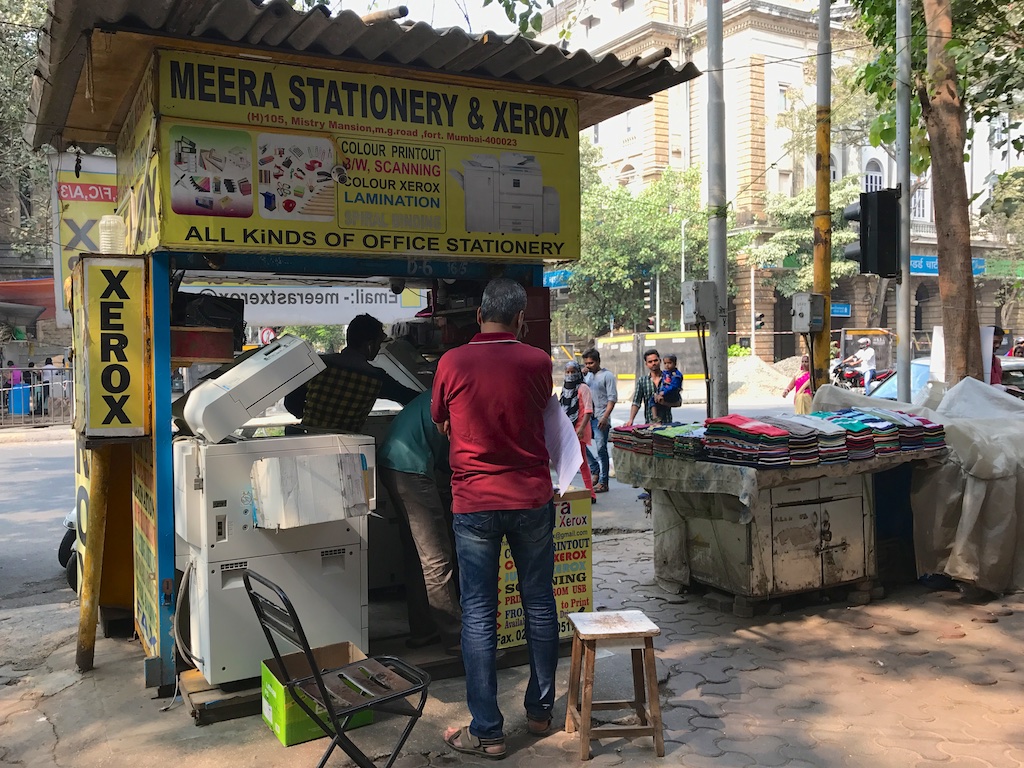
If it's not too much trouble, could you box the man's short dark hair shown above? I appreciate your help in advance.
[480,278,527,325]
[643,348,660,360]
[991,325,1005,338]
[347,314,384,347]
[582,348,600,363]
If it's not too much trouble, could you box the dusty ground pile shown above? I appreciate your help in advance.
[727,354,792,398]
[773,354,805,381]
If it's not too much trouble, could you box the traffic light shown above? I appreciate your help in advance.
[643,280,653,312]
[842,188,900,278]
[754,312,765,330]
[646,315,656,332]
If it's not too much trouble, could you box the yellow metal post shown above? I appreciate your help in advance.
[811,0,832,390]
[76,443,112,672]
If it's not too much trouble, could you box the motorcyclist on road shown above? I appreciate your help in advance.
[841,338,876,395]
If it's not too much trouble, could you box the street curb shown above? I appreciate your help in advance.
[0,425,75,444]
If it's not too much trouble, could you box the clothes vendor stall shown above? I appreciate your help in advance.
[612,408,947,615]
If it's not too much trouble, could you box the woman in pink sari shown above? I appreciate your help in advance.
[559,361,597,503]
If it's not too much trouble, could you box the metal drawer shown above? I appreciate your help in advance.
[819,475,864,500]
[771,481,820,506]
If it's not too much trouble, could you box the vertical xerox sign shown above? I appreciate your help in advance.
[80,258,149,437]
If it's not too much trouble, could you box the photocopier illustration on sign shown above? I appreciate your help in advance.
[450,153,561,235]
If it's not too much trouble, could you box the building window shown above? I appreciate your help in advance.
[865,160,884,192]
[777,84,790,113]
[911,176,928,219]
[778,170,793,195]
[619,164,636,187]
[624,110,633,134]
[829,154,838,182]
[593,124,600,144]
[990,115,1006,148]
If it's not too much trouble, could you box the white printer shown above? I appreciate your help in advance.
[450,152,561,235]
[173,335,374,686]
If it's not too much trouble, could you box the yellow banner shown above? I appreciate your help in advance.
[115,66,161,255]
[132,439,160,657]
[154,50,579,260]
[52,158,118,312]
[497,493,593,650]
[83,258,149,436]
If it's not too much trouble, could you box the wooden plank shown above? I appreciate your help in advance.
[180,669,262,726]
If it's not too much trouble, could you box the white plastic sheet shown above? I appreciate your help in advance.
[813,380,1024,592]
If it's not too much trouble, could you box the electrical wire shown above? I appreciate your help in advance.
[173,559,204,669]
[697,321,712,419]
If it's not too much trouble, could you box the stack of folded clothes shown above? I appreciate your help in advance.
[830,409,901,455]
[814,411,877,460]
[703,414,791,467]
[650,423,706,461]
[755,416,820,466]
[778,414,850,464]
[610,425,655,455]
[860,408,924,451]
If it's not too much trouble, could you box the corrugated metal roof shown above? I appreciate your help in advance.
[28,0,701,150]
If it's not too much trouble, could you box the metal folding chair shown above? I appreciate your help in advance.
[243,569,431,768]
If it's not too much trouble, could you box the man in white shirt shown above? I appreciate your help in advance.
[842,338,876,394]
[40,357,59,414]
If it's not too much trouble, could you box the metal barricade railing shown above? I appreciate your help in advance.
[0,367,75,428]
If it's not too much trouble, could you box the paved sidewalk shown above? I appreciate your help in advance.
[3,527,1023,766]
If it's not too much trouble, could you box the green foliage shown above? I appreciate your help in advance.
[852,0,1024,165]
[727,344,752,357]
[487,0,553,37]
[0,0,50,255]
[750,175,862,297]
[282,324,347,353]
[775,61,878,158]
[555,138,706,339]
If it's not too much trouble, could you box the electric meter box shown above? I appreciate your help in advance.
[681,281,718,326]
[791,292,826,333]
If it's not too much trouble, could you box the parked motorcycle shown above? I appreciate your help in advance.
[830,363,894,393]
[58,509,77,592]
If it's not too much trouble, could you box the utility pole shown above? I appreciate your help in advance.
[707,0,728,416]
[810,0,832,389]
[655,273,662,332]
[896,0,912,402]
[679,217,690,330]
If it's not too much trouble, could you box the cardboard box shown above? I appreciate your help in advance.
[261,641,373,747]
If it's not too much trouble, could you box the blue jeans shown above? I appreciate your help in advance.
[587,418,611,485]
[863,368,876,394]
[453,500,558,740]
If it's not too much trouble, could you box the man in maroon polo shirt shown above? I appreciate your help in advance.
[432,277,557,760]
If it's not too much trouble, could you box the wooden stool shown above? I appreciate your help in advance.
[564,610,664,761]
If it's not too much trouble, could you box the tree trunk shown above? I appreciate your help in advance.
[920,0,982,384]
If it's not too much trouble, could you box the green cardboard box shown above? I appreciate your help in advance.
[261,641,374,747]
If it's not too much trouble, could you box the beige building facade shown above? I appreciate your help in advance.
[541,0,1021,361]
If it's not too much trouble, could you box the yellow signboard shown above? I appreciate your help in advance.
[49,153,118,322]
[77,258,149,437]
[115,66,161,254]
[132,438,160,657]
[155,50,580,261]
[497,491,593,649]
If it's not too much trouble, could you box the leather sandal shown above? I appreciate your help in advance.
[594,482,609,493]
[443,726,506,760]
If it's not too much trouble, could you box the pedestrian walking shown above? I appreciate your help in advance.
[783,354,813,414]
[582,348,617,493]
[560,360,596,503]
[626,348,670,426]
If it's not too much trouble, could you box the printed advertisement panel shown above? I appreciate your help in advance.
[82,258,149,436]
[132,438,160,657]
[116,65,161,254]
[179,283,426,326]
[155,51,579,261]
[497,493,592,650]
[49,153,118,327]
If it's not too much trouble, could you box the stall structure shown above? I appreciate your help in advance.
[612,410,946,615]
[29,0,701,691]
